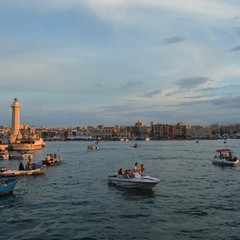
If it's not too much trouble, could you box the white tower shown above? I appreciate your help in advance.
[10,98,21,143]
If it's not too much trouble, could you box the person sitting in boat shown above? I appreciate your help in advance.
[229,152,232,160]
[118,168,123,175]
[28,154,33,161]
[19,162,24,171]
[128,169,136,178]
[123,169,133,178]
[46,154,51,161]
[233,156,238,162]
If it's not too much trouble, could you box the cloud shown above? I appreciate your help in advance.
[123,80,143,89]
[93,83,103,88]
[233,26,240,36]
[141,89,162,98]
[1,0,240,127]
[211,95,240,108]
[174,77,210,89]
[176,93,240,109]
[231,46,240,51]
[162,37,185,45]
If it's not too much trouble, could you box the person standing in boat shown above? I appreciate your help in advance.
[133,163,141,178]
[118,168,123,175]
[26,158,33,170]
[133,162,138,173]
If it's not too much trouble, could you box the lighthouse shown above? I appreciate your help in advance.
[10,98,21,143]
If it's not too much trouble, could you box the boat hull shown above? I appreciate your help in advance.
[0,165,46,177]
[212,158,239,167]
[108,175,160,189]
[10,139,45,151]
[0,177,18,197]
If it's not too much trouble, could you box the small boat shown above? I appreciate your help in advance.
[0,177,18,197]
[0,164,46,177]
[88,144,98,150]
[108,171,160,189]
[42,154,61,166]
[212,149,239,167]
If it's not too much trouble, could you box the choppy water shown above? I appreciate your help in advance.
[1,139,240,240]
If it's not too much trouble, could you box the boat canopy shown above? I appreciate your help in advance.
[216,149,233,153]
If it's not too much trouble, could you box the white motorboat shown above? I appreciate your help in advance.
[108,171,160,189]
[212,149,239,167]
[88,142,99,150]
[88,144,98,150]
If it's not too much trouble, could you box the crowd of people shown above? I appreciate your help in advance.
[217,152,238,161]
[117,162,146,178]
[18,153,60,171]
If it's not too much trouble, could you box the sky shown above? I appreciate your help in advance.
[1,0,240,128]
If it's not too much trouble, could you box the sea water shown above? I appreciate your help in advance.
[0,139,240,240]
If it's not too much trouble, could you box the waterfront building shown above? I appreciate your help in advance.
[66,127,92,140]
[151,122,187,139]
[90,125,131,140]
[186,126,214,139]
[131,121,151,139]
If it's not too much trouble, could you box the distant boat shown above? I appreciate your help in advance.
[133,143,139,148]
[10,138,46,151]
[0,177,18,198]
[42,154,62,166]
[88,144,98,150]
[88,141,99,150]
[212,149,239,167]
